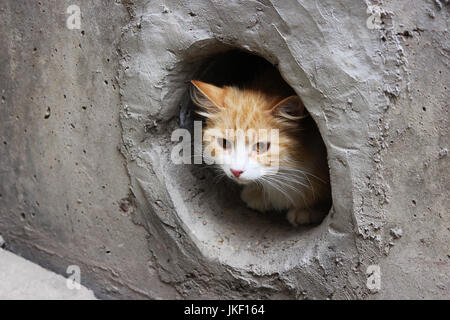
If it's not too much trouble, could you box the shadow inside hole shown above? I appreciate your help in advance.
[177,50,330,246]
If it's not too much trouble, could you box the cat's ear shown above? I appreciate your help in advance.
[271,96,305,121]
[190,80,225,118]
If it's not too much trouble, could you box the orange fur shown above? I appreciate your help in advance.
[190,80,331,225]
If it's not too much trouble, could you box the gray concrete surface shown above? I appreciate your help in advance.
[0,0,448,299]
[0,0,177,299]
[0,247,96,299]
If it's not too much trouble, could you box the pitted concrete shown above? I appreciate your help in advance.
[0,0,448,299]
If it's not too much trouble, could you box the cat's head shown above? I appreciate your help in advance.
[190,80,306,184]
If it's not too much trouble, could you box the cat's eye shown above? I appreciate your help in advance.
[253,141,271,154]
[217,137,232,150]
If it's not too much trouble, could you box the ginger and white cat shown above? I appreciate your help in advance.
[190,77,330,226]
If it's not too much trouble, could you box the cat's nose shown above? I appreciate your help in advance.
[230,169,244,178]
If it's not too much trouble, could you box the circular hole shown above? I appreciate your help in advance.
[172,49,332,270]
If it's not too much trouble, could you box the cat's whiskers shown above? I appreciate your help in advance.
[278,166,327,184]
[264,167,310,189]
[276,170,318,202]
[254,179,267,206]
[272,167,323,199]
[273,173,309,189]
[264,175,302,194]
[303,174,315,200]
[257,176,296,205]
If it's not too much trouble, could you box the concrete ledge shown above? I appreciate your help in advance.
[0,248,96,300]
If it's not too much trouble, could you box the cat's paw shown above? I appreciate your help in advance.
[286,209,313,226]
[241,185,269,212]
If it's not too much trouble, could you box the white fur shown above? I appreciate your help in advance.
[208,131,315,226]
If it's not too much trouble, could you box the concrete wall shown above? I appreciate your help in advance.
[0,0,448,299]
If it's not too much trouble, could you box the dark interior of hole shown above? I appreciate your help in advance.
[179,50,331,227]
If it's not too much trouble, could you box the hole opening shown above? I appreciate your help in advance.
[168,49,333,269]
[183,50,331,218]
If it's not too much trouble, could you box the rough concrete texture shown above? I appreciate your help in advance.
[0,247,96,299]
[0,0,178,299]
[0,0,448,299]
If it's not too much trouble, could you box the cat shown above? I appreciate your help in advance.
[190,75,331,226]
